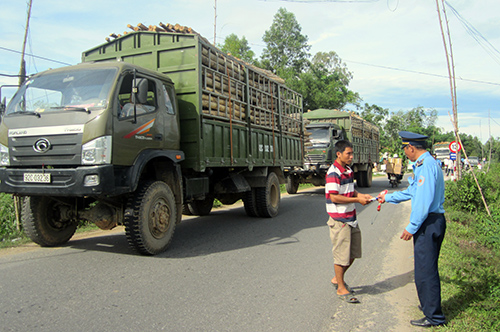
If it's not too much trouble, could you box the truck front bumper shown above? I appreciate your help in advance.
[0,165,120,196]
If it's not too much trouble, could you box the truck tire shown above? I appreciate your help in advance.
[243,188,259,217]
[124,181,176,255]
[22,196,77,247]
[182,204,193,215]
[285,175,299,194]
[187,197,214,216]
[362,166,373,187]
[255,172,280,218]
[355,172,366,188]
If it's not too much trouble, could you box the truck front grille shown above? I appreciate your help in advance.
[306,154,325,163]
[9,134,83,166]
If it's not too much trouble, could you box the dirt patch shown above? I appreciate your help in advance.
[380,202,420,331]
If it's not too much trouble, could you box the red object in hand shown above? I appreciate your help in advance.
[377,203,381,212]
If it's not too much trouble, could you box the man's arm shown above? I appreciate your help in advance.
[330,191,373,206]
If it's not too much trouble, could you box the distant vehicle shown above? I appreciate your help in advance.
[284,109,379,193]
[432,142,451,164]
[468,156,479,167]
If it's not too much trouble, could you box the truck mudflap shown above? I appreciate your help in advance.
[0,165,118,196]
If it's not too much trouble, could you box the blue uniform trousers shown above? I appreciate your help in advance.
[413,213,446,325]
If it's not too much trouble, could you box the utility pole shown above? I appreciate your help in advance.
[19,0,33,85]
[213,0,217,45]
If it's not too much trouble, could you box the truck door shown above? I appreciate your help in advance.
[113,73,167,165]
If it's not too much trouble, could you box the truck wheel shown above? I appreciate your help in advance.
[187,197,214,216]
[182,204,193,215]
[256,172,280,218]
[285,175,299,194]
[22,196,77,247]
[124,181,176,255]
[362,167,373,187]
[356,172,366,187]
[243,188,259,217]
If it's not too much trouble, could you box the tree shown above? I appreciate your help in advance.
[294,51,360,110]
[261,7,310,77]
[219,34,256,65]
[485,137,500,162]
[360,103,389,128]
[381,106,438,155]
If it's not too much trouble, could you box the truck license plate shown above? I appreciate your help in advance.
[24,173,51,183]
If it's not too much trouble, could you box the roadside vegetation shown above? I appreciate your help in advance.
[438,162,500,331]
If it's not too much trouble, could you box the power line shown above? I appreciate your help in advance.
[0,46,72,66]
[444,1,500,67]
[259,0,378,2]
[0,73,23,78]
[344,59,500,86]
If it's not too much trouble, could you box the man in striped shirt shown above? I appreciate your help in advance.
[326,140,373,303]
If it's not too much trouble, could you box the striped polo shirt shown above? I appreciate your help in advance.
[325,160,357,227]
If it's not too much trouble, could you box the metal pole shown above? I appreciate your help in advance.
[19,0,33,86]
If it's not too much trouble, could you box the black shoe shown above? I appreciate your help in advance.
[410,317,445,328]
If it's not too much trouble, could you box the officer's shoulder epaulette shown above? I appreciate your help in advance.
[416,159,424,167]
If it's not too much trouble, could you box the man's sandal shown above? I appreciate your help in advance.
[331,282,355,293]
[338,292,360,304]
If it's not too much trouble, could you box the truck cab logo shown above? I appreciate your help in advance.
[33,138,51,153]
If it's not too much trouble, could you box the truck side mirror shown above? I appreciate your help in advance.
[131,78,148,104]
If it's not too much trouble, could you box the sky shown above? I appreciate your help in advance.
[1,0,499,144]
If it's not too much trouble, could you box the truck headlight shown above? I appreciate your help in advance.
[0,143,10,166]
[81,136,112,165]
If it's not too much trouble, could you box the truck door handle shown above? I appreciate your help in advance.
[154,134,163,141]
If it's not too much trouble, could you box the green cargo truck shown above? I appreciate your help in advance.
[0,29,303,255]
[284,109,379,194]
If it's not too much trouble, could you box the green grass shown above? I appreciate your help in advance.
[438,219,500,331]
[436,164,500,330]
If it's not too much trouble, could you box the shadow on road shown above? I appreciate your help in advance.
[65,187,329,257]
[352,270,414,295]
[61,175,412,258]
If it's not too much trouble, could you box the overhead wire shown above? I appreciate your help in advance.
[343,59,500,86]
[444,1,500,67]
[0,46,72,67]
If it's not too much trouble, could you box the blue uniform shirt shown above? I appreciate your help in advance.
[385,151,445,234]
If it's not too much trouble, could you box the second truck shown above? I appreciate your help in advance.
[284,108,379,194]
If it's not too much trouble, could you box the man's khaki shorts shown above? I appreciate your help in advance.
[328,217,362,266]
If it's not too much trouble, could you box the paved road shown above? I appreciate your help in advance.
[0,176,415,332]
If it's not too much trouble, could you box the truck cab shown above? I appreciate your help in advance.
[0,62,182,196]
[304,122,344,172]
[0,62,185,254]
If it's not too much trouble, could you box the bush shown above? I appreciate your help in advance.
[445,163,500,214]
[0,194,23,241]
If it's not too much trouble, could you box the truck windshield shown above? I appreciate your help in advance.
[307,127,330,142]
[6,68,117,116]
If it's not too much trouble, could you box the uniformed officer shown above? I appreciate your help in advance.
[378,131,446,328]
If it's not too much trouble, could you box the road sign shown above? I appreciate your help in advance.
[449,141,462,153]
[449,152,456,160]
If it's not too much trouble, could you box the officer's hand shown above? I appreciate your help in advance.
[400,229,413,241]
[357,194,374,206]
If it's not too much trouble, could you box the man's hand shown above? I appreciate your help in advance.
[357,193,374,206]
[400,229,413,241]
